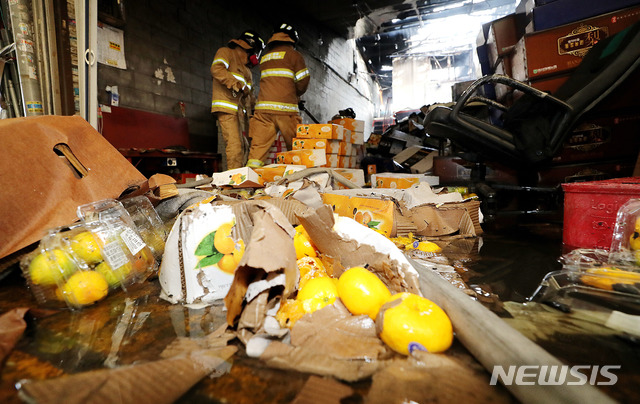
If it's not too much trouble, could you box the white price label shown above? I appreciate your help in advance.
[102,242,129,270]
[120,227,145,255]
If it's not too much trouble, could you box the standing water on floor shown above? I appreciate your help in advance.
[463,222,564,304]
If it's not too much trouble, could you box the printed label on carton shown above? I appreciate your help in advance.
[322,193,395,237]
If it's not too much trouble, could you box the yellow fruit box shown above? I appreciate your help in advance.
[323,153,353,169]
[373,175,418,189]
[330,117,365,133]
[211,167,265,188]
[253,164,306,183]
[292,138,352,155]
[371,173,440,189]
[333,168,366,189]
[322,192,396,237]
[276,149,327,167]
[348,131,365,145]
[296,123,345,140]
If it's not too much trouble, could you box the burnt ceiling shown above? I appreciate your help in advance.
[251,1,517,90]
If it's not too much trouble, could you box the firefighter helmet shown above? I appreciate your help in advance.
[238,30,265,57]
[272,23,299,44]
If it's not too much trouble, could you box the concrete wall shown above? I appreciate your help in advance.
[97,0,378,164]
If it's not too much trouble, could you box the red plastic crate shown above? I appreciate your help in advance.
[562,177,640,251]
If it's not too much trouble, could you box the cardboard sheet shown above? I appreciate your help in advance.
[18,346,237,404]
[224,201,297,326]
[0,116,147,259]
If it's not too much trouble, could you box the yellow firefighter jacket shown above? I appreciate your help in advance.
[210,39,253,114]
[254,34,310,115]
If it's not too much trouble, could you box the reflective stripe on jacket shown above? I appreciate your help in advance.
[254,43,309,115]
[210,42,253,114]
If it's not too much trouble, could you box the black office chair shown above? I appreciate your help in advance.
[424,21,640,220]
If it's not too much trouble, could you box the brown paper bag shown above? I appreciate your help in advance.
[0,115,147,259]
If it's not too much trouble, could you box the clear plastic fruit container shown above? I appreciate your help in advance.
[529,269,640,315]
[120,195,167,260]
[77,199,158,276]
[20,220,153,309]
[609,198,640,268]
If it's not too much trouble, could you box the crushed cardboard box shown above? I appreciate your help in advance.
[322,185,482,238]
[160,200,296,307]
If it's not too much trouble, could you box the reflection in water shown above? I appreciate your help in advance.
[168,303,228,339]
[105,298,151,368]
[462,226,564,303]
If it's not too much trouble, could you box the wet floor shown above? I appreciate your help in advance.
[0,220,638,403]
[462,222,564,303]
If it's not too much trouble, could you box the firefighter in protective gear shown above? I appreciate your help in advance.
[246,23,310,168]
[211,30,265,169]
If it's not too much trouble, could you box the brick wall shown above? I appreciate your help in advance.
[97,0,378,165]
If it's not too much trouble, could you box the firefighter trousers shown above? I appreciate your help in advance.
[247,111,302,164]
[216,112,245,169]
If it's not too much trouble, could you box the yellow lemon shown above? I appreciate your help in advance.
[411,241,442,253]
[94,261,132,287]
[214,222,235,255]
[294,231,317,259]
[70,231,103,264]
[28,249,77,286]
[297,256,328,290]
[295,224,310,238]
[59,270,109,307]
[131,246,156,275]
[337,266,391,319]
[377,292,453,355]
[629,231,640,251]
[580,266,640,290]
[297,276,338,313]
[276,299,306,328]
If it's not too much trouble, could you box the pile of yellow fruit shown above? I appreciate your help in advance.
[276,225,454,355]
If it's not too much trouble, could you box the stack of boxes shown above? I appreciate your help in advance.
[477,1,640,101]
[276,118,365,169]
[465,0,640,183]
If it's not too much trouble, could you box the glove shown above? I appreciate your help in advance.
[231,81,244,94]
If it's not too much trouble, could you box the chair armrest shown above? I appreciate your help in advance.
[467,96,509,112]
[451,74,572,119]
